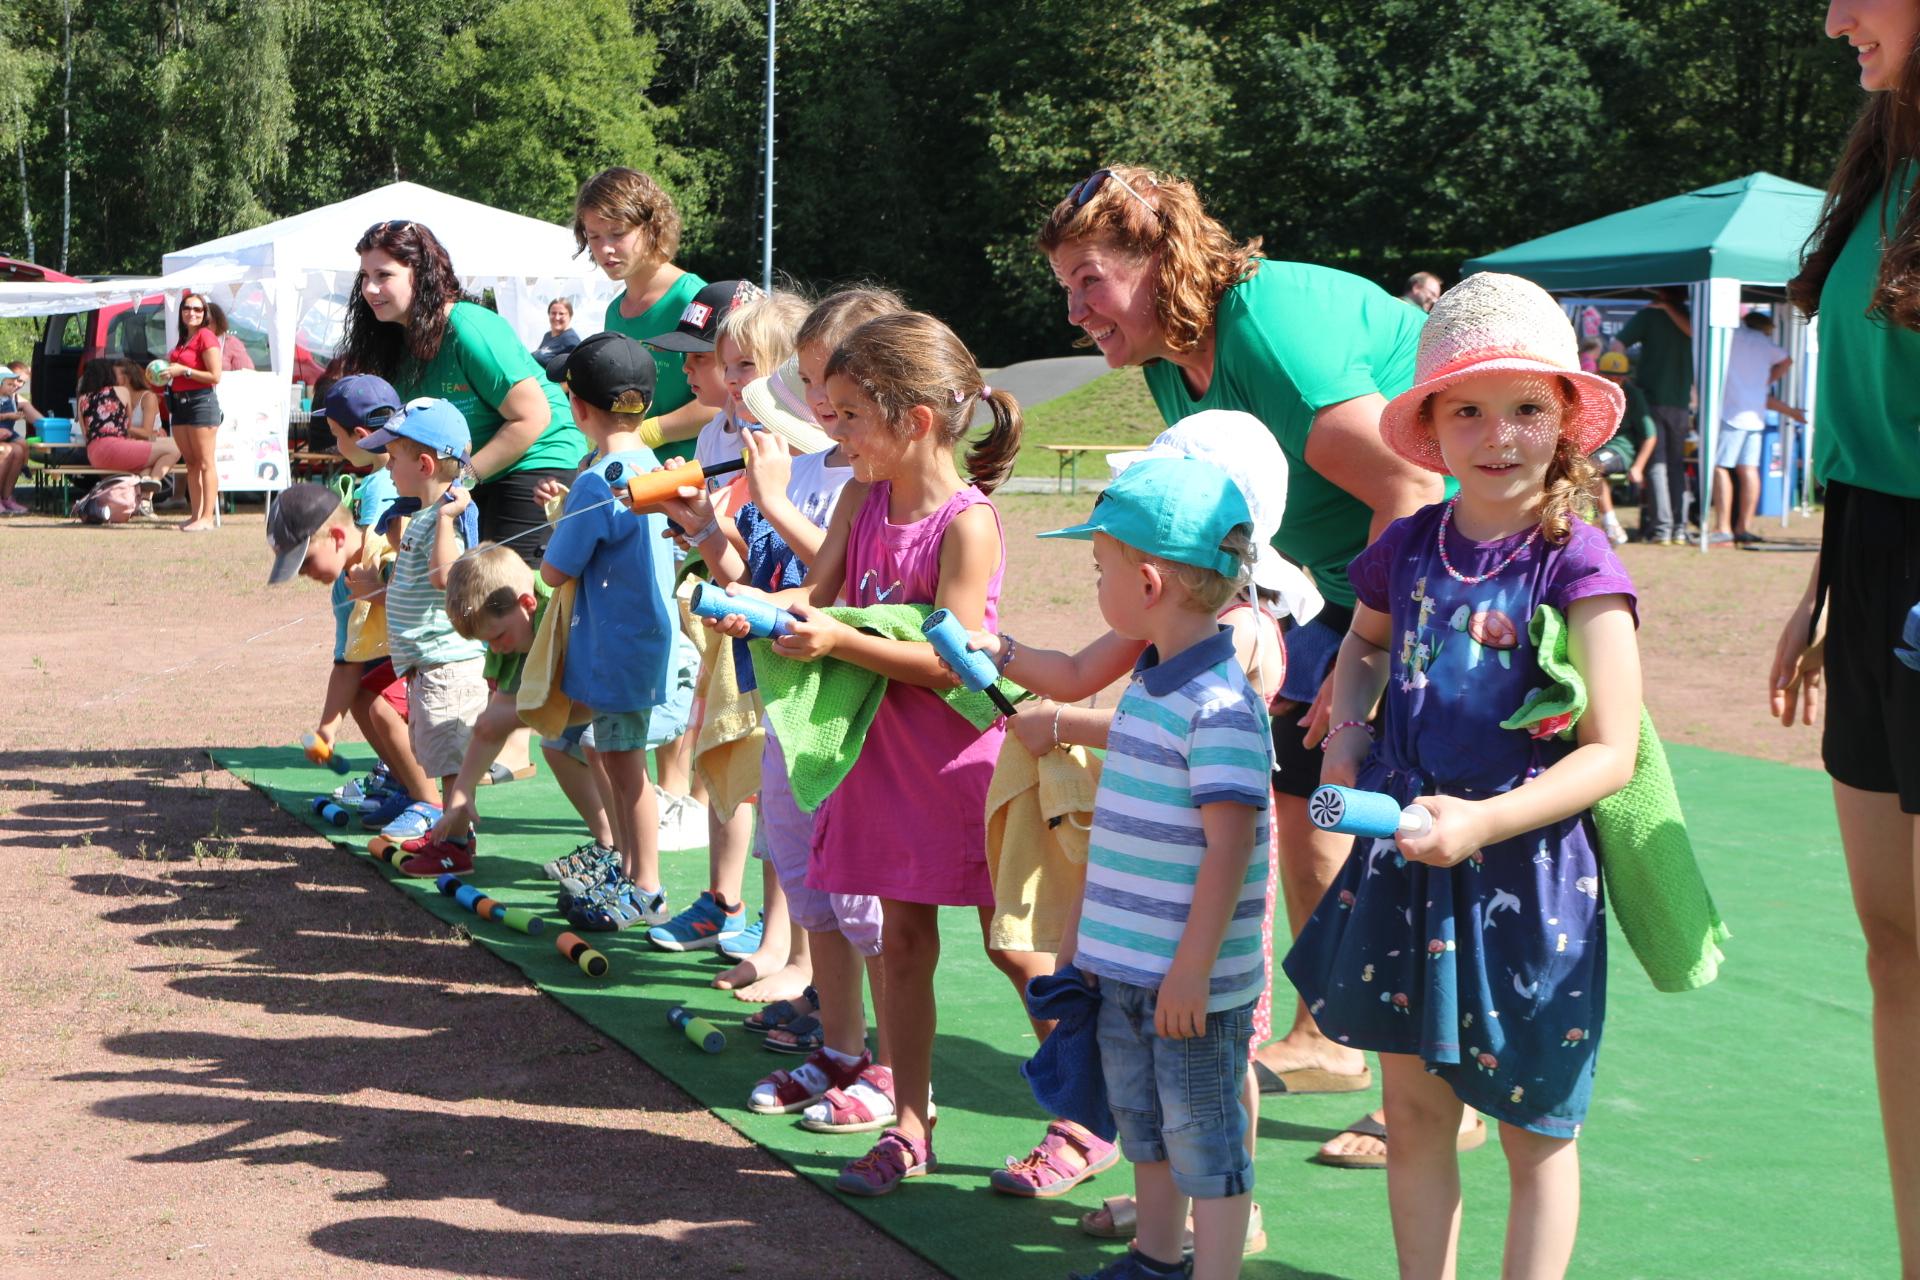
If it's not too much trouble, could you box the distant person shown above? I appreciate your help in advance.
[162,291,225,533]
[532,298,582,366]
[1610,287,1693,543]
[205,302,256,371]
[0,364,39,515]
[77,357,180,515]
[1401,271,1442,311]
[1593,352,1659,545]
[1578,336,1602,373]
[1711,312,1799,546]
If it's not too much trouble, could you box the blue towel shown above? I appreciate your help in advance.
[1019,964,1115,1141]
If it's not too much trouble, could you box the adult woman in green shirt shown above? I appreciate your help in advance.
[337,220,588,566]
[1038,166,1447,1154]
[1776,5,1920,1265]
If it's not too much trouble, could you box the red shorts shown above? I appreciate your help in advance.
[358,658,409,720]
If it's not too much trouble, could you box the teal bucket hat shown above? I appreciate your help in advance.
[1038,455,1251,576]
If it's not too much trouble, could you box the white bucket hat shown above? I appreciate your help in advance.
[739,360,834,455]
[1108,409,1323,624]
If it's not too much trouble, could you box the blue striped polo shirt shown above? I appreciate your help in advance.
[1077,627,1273,1010]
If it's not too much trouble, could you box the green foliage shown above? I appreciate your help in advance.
[1008,367,1162,478]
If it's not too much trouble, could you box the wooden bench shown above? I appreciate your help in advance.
[1041,444,1134,494]
[28,464,131,515]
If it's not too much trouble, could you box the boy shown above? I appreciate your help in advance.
[1040,457,1270,1280]
[541,333,680,930]
[1593,352,1659,546]
[349,398,489,851]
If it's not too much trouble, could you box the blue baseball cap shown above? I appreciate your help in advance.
[359,397,471,462]
[1038,456,1251,577]
[314,374,403,432]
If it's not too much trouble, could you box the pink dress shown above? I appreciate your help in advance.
[808,481,1006,907]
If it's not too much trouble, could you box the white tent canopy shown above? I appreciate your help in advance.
[0,260,250,318]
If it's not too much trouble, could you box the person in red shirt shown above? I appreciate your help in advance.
[162,291,224,532]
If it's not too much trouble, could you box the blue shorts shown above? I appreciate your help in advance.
[1713,424,1763,470]
[591,707,652,754]
[646,631,698,747]
[540,721,595,763]
[1097,979,1256,1199]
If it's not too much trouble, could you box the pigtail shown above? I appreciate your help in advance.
[966,387,1023,495]
[1539,437,1601,547]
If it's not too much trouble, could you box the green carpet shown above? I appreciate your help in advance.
[215,743,1895,1278]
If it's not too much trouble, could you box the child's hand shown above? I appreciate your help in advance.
[654,470,714,535]
[771,602,842,662]
[741,427,793,507]
[532,477,569,508]
[344,561,383,597]
[439,486,473,520]
[1154,964,1210,1039]
[1009,698,1061,756]
[433,799,476,843]
[933,630,1001,686]
[1395,794,1490,868]
[1318,722,1371,791]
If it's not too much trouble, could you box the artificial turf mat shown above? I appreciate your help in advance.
[215,742,1896,1278]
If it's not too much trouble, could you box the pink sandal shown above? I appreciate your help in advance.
[800,1063,900,1133]
[748,1049,868,1115]
[835,1124,936,1197]
[989,1119,1120,1197]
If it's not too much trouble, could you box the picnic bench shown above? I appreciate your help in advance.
[1041,444,1134,494]
[21,442,129,515]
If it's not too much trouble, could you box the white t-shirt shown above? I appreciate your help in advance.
[694,410,745,478]
[785,448,855,529]
[1721,326,1788,432]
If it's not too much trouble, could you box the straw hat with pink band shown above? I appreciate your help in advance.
[1379,272,1626,475]
[739,359,835,455]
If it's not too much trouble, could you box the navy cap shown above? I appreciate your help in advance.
[314,374,403,433]
[265,482,344,585]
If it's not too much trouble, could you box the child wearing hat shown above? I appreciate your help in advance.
[1282,272,1642,1279]
[1036,456,1273,1280]
[1590,351,1658,546]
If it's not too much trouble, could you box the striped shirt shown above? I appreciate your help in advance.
[1077,627,1273,1010]
[385,504,485,675]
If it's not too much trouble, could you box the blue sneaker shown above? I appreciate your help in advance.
[718,911,764,960]
[646,891,745,952]
[380,801,442,842]
[1068,1248,1190,1279]
[360,789,417,831]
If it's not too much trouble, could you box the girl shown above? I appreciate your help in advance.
[78,357,180,516]
[1283,272,1640,1279]
[163,291,224,532]
[731,310,1029,1195]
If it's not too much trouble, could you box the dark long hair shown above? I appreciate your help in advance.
[337,221,472,381]
[1790,40,1920,327]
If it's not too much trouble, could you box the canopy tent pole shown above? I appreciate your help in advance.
[1690,278,1740,552]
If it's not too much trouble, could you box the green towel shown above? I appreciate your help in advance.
[1500,605,1730,993]
[750,603,1022,812]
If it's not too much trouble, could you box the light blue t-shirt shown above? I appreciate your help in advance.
[331,471,402,662]
[541,447,675,714]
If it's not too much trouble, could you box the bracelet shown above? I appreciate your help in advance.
[1051,702,1064,752]
[996,633,1017,673]
[637,416,666,449]
[688,517,720,545]
[1320,720,1375,753]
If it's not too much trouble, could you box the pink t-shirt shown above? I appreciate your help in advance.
[169,327,218,394]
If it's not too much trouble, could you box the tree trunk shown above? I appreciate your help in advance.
[59,0,71,272]
[12,96,32,263]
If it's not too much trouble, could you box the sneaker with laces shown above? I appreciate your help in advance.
[718,911,764,959]
[657,792,709,851]
[395,835,476,877]
[360,789,417,831]
[646,890,746,952]
[380,801,443,842]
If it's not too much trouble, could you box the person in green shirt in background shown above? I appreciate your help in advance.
[1592,351,1659,545]
[1775,5,1920,1268]
[573,167,712,464]
[1610,287,1694,543]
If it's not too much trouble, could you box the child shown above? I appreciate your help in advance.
[540,332,680,930]
[1590,352,1657,546]
[1283,272,1641,1280]
[350,398,490,848]
[732,310,1028,1196]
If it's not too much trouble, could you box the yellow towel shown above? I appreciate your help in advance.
[340,531,395,663]
[516,578,586,738]
[985,734,1102,953]
[686,586,765,816]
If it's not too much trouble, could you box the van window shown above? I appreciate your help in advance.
[106,303,168,360]
[48,312,87,353]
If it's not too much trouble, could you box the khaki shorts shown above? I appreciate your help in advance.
[406,658,488,778]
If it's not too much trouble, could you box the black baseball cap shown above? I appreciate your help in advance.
[557,333,657,415]
[265,482,344,585]
[643,279,764,353]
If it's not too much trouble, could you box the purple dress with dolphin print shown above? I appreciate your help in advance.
[1283,503,1635,1137]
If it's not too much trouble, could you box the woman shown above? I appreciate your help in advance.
[79,357,180,517]
[1037,165,1457,1171]
[532,298,582,367]
[163,291,224,532]
[335,219,586,565]
[206,301,257,371]
[1775,2,1920,1266]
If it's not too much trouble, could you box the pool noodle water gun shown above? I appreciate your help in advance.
[1308,784,1433,839]
[301,733,352,775]
[368,835,407,865]
[437,874,546,935]
[668,1006,726,1053]
[309,796,351,828]
[554,931,609,977]
[688,582,796,638]
[622,456,747,512]
[923,608,1019,717]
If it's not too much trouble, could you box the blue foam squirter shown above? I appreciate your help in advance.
[688,582,796,638]
[922,608,1019,717]
[1308,784,1433,839]
[309,796,350,828]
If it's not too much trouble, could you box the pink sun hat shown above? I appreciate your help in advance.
[1379,272,1626,475]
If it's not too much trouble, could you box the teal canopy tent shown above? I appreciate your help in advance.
[1463,173,1826,546]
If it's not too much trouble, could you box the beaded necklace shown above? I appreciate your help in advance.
[1437,497,1539,585]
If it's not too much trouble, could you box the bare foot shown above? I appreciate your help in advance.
[179,520,213,533]
[1316,1108,1484,1164]
[713,945,800,995]
[734,961,813,1004]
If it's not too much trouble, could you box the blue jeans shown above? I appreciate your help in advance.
[1097,979,1256,1199]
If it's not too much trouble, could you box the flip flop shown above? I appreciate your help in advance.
[1251,1060,1373,1095]
[1310,1112,1487,1170]
[480,762,537,785]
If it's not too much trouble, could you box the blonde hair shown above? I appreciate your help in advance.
[1034,165,1262,355]
[445,543,536,639]
[388,437,462,483]
[717,290,810,372]
[572,167,682,265]
[1118,524,1256,614]
[825,312,1023,494]
[795,285,908,358]
[1416,375,1598,546]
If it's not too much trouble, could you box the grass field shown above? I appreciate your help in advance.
[1009,368,1164,478]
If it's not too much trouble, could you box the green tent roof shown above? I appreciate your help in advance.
[1462,172,1826,290]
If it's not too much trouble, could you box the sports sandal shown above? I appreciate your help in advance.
[743,986,818,1036]
[763,1013,825,1055]
[800,1063,902,1134]
[571,883,665,933]
[749,1049,869,1115]
[835,1125,935,1197]
[543,840,616,883]
[480,762,538,785]
[989,1120,1119,1198]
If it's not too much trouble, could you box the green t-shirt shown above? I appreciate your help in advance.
[1814,174,1920,500]
[603,271,708,464]
[1616,305,1692,409]
[1603,380,1657,456]
[1143,260,1426,609]
[403,301,588,477]
[482,575,555,695]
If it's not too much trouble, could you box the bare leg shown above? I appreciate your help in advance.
[1711,465,1734,537]
[865,951,890,1064]
[878,899,940,1142]
[808,925,870,1057]
[1735,463,1762,536]
[542,745,613,847]
[1378,1053,1465,1280]
[707,798,752,908]
[1500,1123,1580,1279]
[655,725,693,798]
[493,724,533,775]
[1132,1159,1188,1273]
[0,443,23,501]
[1835,781,1920,1274]
[146,436,180,484]
[1260,794,1367,1080]
[728,861,814,1003]
[592,746,659,891]
[350,687,438,806]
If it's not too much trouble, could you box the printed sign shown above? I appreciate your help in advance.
[210,370,292,492]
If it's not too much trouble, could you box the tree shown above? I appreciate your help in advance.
[0,37,54,261]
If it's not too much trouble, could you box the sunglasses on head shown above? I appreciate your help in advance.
[1066,168,1159,218]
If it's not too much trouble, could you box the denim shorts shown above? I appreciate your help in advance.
[540,721,595,763]
[590,707,652,753]
[647,631,698,746]
[1096,979,1256,1199]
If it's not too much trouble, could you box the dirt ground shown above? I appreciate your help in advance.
[0,495,1823,1278]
